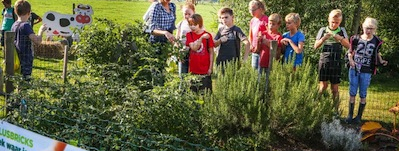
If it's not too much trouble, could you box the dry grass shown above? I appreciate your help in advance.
[34,41,65,59]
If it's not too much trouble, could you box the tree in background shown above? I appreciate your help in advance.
[220,0,398,77]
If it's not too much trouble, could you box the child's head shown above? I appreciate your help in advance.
[188,14,203,32]
[14,0,30,16]
[285,13,301,31]
[268,13,281,32]
[328,9,342,30]
[248,0,265,17]
[362,17,378,36]
[2,0,11,7]
[181,3,195,20]
[218,7,234,27]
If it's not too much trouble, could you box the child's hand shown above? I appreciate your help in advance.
[349,60,355,68]
[281,38,291,45]
[207,68,212,75]
[333,34,344,42]
[220,36,228,43]
[38,24,48,35]
[323,33,332,40]
[257,31,262,38]
[381,60,388,66]
[201,33,210,40]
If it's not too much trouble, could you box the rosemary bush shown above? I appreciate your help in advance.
[267,59,335,140]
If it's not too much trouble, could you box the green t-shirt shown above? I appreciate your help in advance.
[2,7,15,31]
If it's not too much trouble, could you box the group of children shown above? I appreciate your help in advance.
[171,0,306,92]
[158,0,388,124]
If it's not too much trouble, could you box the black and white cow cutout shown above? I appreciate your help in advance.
[42,4,93,38]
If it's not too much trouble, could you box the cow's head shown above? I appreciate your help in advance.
[74,4,94,26]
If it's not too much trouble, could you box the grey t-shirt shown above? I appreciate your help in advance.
[316,27,348,63]
[214,25,246,64]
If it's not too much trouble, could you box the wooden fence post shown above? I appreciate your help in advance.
[4,31,15,94]
[265,40,277,95]
[62,45,69,83]
[269,40,277,70]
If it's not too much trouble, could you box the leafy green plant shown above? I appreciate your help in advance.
[76,18,174,90]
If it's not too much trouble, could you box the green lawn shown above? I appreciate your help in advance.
[29,0,222,33]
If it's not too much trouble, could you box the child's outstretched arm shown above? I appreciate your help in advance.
[29,24,47,45]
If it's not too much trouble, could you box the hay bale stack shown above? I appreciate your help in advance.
[34,41,65,59]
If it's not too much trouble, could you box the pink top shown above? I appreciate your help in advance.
[249,15,268,51]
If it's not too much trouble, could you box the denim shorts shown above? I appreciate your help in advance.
[349,69,372,98]
[251,53,260,70]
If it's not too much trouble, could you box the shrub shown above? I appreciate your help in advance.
[268,59,335,140]
[76,19,174,90]
[201,61,271,150]
[7,70,208,150]
[321,119,362,151]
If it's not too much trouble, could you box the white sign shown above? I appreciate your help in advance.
[0,121,86,151]
[42,4,94,37]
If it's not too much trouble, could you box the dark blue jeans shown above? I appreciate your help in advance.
[17,49,33,78]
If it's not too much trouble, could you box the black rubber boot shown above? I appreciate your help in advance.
[354,103,366,124]
[345,102,354,124]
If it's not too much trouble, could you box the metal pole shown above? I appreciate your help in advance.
[62,45,68,83]
[5,31,15,94]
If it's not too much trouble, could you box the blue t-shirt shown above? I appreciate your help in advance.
[283,31,305,67]
[12,21,34,54]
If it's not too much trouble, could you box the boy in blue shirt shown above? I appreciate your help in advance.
[11,0,46,80]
